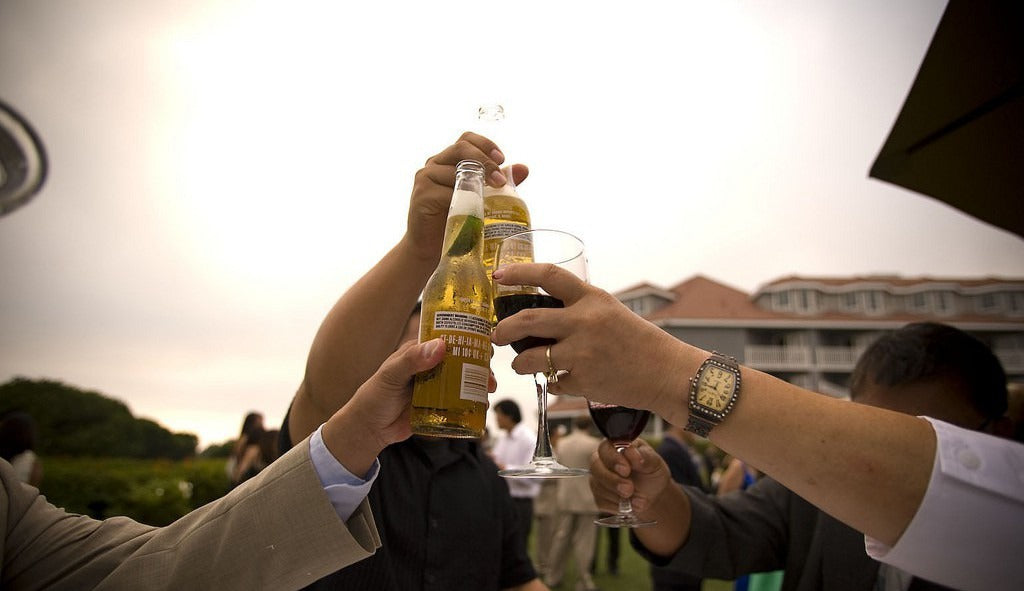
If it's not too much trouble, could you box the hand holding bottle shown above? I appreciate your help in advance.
[322,338,446,478]
[405,132,529,266]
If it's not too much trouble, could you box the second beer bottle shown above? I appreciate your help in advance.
[411,159,492,438]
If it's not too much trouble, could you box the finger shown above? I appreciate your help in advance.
[589,449,630,507]
[456,131,505,165]
[504,337,563,376]
[507,163,529,186]
[491,306,570,356]
[634,440,664,473]
[376,338,446,388]
[424,133,506,185]
[597,439,632,478]
[492,263,590,305]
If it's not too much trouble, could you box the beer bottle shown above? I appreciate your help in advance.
[411,159,492,438]
[476,105,532,321]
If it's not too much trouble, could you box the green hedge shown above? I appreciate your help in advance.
[38,457,232,526]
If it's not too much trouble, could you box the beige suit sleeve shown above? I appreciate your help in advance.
[0,436,380,591]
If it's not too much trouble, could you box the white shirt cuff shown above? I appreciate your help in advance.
[308,423,380,522]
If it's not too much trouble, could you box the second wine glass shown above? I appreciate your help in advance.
[494,229,588,478]
[587,400,656,527]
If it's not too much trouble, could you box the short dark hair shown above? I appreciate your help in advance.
[850,322,1008,419]
[494,399,522,423]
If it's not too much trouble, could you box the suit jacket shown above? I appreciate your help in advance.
[1,437,381,591]
[634,477,954,591]
[554,429,600,514]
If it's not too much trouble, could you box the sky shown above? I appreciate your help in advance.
[3,0,1024,449]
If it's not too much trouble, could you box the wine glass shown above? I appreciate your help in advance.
[586,400,656,527]
[494,229,589,478]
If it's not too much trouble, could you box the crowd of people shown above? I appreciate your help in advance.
[2,129,1021,590]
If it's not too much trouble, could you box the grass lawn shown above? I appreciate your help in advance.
[530,525,733,591]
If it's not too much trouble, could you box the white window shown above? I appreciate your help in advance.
[863,291,884,314]
[933,292,955,315]
[775,291,791,311]
[1010,292,1024,316]
[976,293,999,314]
[909,292,928,312]
[796,290,817,313]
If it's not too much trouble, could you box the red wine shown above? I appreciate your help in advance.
[494,294,564,353]
[588,403,650,444]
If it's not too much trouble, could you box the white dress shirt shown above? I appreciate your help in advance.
[309,424,380,522]
[492,422,541,499]
[865,417,1024,591]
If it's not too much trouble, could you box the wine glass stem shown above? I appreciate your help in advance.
[614,445,636,516]
[531,371,555,460]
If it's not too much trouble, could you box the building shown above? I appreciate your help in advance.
[549,274,1024,439]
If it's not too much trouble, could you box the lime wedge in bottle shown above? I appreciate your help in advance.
[446,216,483,256]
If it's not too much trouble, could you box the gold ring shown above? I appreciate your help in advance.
[546,344,558,383]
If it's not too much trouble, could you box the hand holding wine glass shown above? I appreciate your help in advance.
[586,401,656,527]
[493,229,589,478]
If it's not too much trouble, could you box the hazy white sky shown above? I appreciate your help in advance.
[3,0,1023,448]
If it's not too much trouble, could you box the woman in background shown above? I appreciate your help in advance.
[0,411,43,487]
[229,411,265,486]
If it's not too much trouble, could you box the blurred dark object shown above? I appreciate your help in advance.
[870,0,1024,238]
[0,99,48,217]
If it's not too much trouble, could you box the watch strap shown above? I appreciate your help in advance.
[685,414,716,438]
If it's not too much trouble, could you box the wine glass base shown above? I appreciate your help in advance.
[499,459,589,479]
[594,515,657,528]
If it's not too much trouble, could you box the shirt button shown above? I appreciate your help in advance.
[957,448,981,470]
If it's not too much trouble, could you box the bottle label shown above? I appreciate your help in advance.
[431,311,491,404]
[484,221,529,241]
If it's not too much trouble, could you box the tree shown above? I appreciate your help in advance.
[0,377,197,459]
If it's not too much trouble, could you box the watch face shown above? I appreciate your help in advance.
[696,365,736,412]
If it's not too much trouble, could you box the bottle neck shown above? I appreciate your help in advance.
[442,161,485,258]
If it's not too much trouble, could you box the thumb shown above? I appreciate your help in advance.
[624,439,663,475]
[377,338,446,387]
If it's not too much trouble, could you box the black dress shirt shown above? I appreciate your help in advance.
[280,413,537,591]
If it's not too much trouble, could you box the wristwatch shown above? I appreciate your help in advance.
[685,352,742,437]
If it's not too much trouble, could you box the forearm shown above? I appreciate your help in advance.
[290,237,434,442]
[653,343,935,547]
[633,481,692,558]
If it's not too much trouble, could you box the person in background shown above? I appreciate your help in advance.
[491,263,1024,590]
[492,398,542,541]
[543,414,601,591]
[0,410,43,487]
[229,411,265,486]
[716,456,757,497]
[276,133,546,591]
[532,424,564,582]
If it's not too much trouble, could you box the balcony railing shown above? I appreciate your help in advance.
[744,346,813,370]
[745,345,866,371]
[815,346,867,370]
[747,345,1024,374]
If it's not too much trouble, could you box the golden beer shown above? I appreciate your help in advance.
[483,183,531,322]
[411,160,492,438]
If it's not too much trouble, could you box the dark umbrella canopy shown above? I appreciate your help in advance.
[869,0,1024,238]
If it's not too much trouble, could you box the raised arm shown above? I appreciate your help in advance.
[287,133,527,444]
[491,263,934,547]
